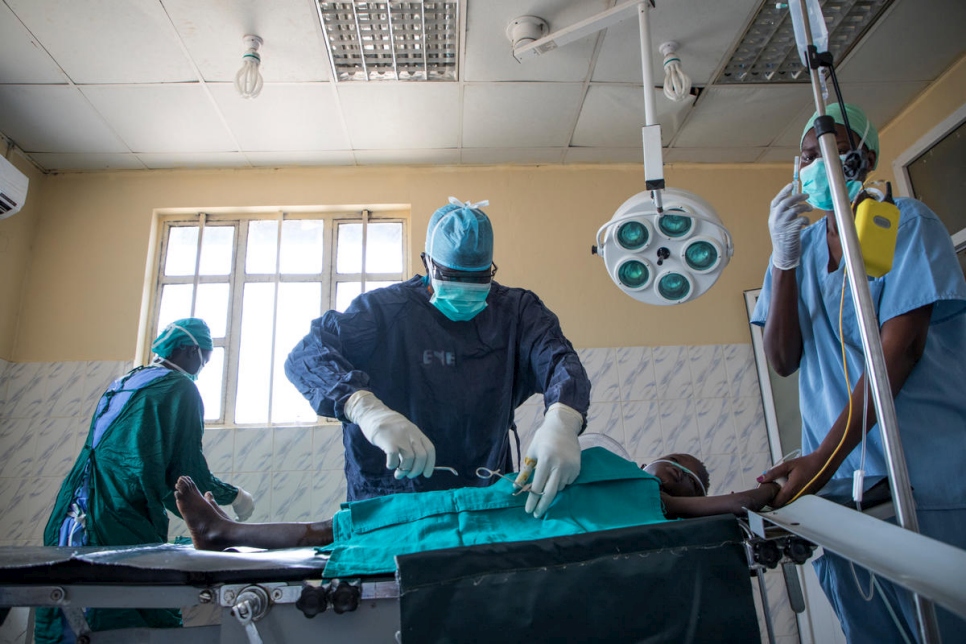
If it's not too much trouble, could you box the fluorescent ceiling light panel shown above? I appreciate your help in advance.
[317,1,459,82]
[716,0,895,84]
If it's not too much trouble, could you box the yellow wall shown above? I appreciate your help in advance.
[0,150,45,359]
[7,163,786,362]
[874,53,966,187]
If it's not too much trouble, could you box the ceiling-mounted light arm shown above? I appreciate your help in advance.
[636,1,664,211]
[511,0,644,62]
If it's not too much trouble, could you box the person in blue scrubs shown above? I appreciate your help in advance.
[285,198,591,518]
[754,103,966,642]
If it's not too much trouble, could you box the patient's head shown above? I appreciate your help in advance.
[641,454,709,497]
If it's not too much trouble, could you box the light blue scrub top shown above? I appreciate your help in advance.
[752,198,966,510]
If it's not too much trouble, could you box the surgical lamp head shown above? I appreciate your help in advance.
[595,188,733,305]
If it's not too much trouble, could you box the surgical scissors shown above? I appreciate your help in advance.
[475,463,543,496]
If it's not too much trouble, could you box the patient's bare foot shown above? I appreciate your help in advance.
[175,476,237,551]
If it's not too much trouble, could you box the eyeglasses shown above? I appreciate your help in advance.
[423,253,498,284]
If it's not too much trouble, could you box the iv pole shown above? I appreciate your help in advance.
[793,3,941,641]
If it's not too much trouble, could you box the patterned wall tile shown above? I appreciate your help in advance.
[228,471,273,524]
[46,362,86,419]
[616,346,656,401]
[234,428,273,473]
[35,417,78,478]
[202,428,235,474]
[704,451,741,497]
[696,397,736,457]
[621,400,662,462]
[272,470,316,523]
[314,425,346,471]
[82,361,126,419]
[6,363,48,419]
[0,419,34,479]
[0,358,9,411]
[584,401,624,446]
[659,398,700,456]
[652,346,693,400]
[0,477,59,543]
[578,348,620,402]
[273,426,313,472]
[726,344,760,398]
[732,395,768,452]
[313,469,349,518]
[689,345,730,399]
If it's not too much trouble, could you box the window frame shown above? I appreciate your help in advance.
[147,207,409,428]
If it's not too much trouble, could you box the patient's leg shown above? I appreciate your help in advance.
[175,476,333,550]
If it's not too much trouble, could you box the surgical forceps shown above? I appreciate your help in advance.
[476,456,543,496]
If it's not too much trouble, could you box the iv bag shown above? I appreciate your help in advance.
[789,0,829,66]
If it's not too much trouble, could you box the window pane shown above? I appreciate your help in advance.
[235,283,275,424]
[158,284,194,333]
[247,221,279,274]
[272,283,322,423]
[280,220,325,274]
[195,283,230,338]
[365,280,399,292]
[335,281,361,312]
[196,347,224,421]
[366,223,403,273]
[199,226,234,276]
[336,223,362,274]
[165,227,199,276]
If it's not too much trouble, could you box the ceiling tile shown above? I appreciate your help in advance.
[137,152,251,170]
[338,83,460,150]
[572,85,693,147]
[81,85,238,153]
[28,153,146,172]
[664,147,765,163]
[244,151,356,167]
[0,85,128,153]
[593,0,759,85]
[673,85,813,148]
[353,149,460,166]
[564,147,643,164]
[837,0,966,83]
[461,148,565,165]
[462,83,584,148]
[0,4,67,83]
[6,0,197,83]
[463,0,611,82]
[161,0,331,83]
[209,83,349,151]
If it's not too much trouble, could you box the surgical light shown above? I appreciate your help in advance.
[596,188,732,305]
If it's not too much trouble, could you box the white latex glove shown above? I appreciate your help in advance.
[231,488,255,522]
[768,182,813,270]
[344,390,436,479]
[515,403,583,518]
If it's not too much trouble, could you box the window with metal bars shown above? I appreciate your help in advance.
[152,209,408,426]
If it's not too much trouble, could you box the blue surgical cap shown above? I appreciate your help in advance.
[801,102,879,170]
[152,318,213,358]
[425,198,494,271]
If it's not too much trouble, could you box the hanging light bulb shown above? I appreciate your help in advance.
[235,34,264,99]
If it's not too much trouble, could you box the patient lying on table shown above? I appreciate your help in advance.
[174,448,779,556]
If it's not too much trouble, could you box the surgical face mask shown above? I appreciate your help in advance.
[800,156,863,211]
[156,345,204,381]
[430,277,490,322]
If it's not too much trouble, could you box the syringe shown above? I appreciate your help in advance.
[791,156,802,195]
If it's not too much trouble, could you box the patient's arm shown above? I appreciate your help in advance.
[175,476,334,551]
[661,483,780,519]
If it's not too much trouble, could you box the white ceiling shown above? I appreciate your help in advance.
[0,0,963,173]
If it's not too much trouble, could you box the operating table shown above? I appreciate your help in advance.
[0,513,785,643]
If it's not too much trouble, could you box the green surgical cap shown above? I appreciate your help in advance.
[425,197,494,271]
[152,318,213,358]
[800,102,879,170]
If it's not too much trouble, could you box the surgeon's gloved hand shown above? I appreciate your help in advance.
[344,390,436,479]
[516,403,584,519]
[232,488,255,522]
[768,182,813,270]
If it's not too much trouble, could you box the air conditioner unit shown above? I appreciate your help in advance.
[0,155,29,221]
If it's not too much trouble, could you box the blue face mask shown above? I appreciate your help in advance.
[430,277,490,321]
[800,156,863,211]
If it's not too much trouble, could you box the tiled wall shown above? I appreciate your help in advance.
[0,345,800,644]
